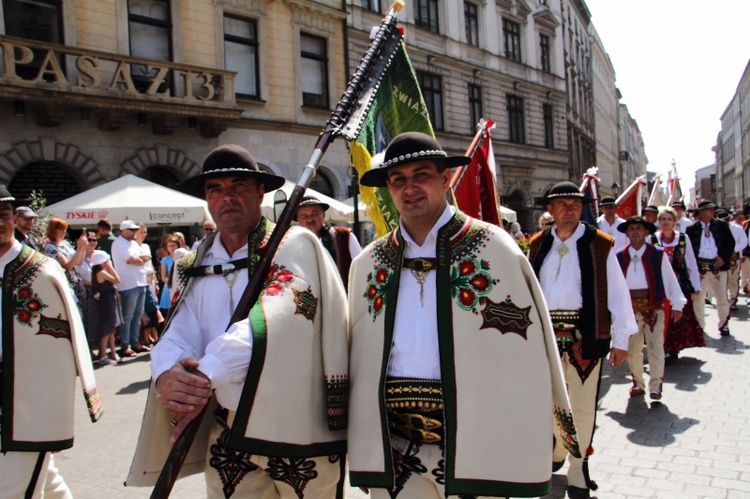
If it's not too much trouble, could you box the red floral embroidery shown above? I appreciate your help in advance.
[459,260,476,276]
[376,268,388,283]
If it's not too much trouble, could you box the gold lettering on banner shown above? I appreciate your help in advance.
[75,56,100,87]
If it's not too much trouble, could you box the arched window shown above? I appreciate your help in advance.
[138,166,181,189]
[9,162,83,205]
[310,171,334,198]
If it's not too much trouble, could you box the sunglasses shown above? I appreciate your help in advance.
[203,227,215,231]
[87,238,97,242]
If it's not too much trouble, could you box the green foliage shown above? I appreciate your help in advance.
[27,190,52,239]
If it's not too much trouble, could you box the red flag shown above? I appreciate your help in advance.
[454,124,500,225]
[616,175,647,219]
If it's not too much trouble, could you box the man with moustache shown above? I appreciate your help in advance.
[296,196,361,286]
[128,145,348,498]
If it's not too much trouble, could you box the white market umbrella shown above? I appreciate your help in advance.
[262,180,354,224]
[500,205,517,223]
[343,197,372,222]
[47,174,212,227]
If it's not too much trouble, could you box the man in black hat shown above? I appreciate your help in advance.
[671,200,693,233]
[296,195,361,286]
[13,206,39,250]
[0,185,102,497]
[348,132,580,498]
[597,196,629,249]
[643,204,659,226]
[128,144,349,498]
[616,216,686,401]
[528,181,637,499]
[686,201,735,335]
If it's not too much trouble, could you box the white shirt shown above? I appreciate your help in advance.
[729,222,748,253]
[538,222,637,350]
[0,239,23,362]
[697,222,719,259]
[597,214,630,251]
[623,244,687,312]
[388,204,455,380]
[75,252,92,284]
[653,231,701,293]
[676,216,693,234]
[111,236,147,291]
[150,232,253,411]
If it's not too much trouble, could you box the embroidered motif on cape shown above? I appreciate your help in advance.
[325,374,348,430]
[84,387,103,422]
[265,457,319,499]
[176,251,198,290]
[389,441,427,498]
[553,405,581,457]
[451,258,498,313]
[479,296,533,339]
[14,284,46,326]
[36,314,71,340]
[363,266,391,320]
[293,287,318,321]
[209,408,258,498]
[262,264,296,296]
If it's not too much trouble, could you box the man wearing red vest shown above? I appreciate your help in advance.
[617,216,687,401]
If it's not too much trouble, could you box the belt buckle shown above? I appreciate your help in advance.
[207,262,236,276]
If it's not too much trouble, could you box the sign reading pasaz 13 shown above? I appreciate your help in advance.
[0,41,233,103]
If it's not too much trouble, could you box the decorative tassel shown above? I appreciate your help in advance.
[582,456,598,491]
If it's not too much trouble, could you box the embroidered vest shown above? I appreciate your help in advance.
[529,222,613,359]
[651,233,694,295]
[616,244,666,306]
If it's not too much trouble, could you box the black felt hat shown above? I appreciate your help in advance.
[540,181,594,205]
[599,196,617,207]
[716,209,730,221]
[644,205,659,213]
[179,144,285,197]
[294,196,330,221]
[360,132,470,187]
[697,200,717,211]
[617,216,657,234]
[671,200,686,209]
[0,184,15,204]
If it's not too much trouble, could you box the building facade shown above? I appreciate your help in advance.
[617,102,647,188]
[0,0,352,241]
[590,24,618,196]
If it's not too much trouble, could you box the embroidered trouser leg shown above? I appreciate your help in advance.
[694,271,729,329]
[728,256,741,305]
[0,451,72,499]
[627,310,665,393]
[553,352,602,490]
[205,412,345,499]
[369,436,495,498]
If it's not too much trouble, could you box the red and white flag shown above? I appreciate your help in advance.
[616,175,648,219]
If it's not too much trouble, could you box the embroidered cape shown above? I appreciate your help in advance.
[127,220,348,487]
[348,211,579,497]
[1,245,101,452]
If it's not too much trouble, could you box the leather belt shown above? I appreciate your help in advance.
[385,377,444,445]
[184,258,248,277]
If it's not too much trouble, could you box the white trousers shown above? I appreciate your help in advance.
[694,270,729,329]
[0,451,72,499]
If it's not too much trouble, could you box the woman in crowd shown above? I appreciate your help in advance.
[44,218,88,302]
[159,236,180,320]
[75,231,99,356]
[88,250,123,365]
[652,206,706,359]
[135,223,160,347]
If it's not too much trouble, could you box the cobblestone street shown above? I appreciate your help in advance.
[55,303,750,498]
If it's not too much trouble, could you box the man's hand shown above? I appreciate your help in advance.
[155,357,212,442]
[609,348,628,368]
[671,310,683,323]
[715,257,725,268]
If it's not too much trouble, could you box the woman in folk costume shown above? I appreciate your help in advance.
[0,185,102,497]
[347,132,580,498]
[651,206,705,359]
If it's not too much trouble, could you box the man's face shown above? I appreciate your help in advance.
[203,223,216,235]
[15,214,34,232]
[601,205,618,218]
[386,161,450,229]
[673,206,684,218]
[644,211,657,224]
[734,213,746,224]
[626,223,648,248]
[120,228,136,241]
[297,205,326,234]
[0,203,16,251]
[547,198,582,230]
[699,208,714,224]
[204,176,264,235]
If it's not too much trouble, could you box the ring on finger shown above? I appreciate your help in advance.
[170,418,178,426]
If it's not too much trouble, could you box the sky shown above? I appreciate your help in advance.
[584,0,750,189]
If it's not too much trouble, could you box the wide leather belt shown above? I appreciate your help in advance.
[385,377,444,445]
[630,289,656,312]
[697,258,718,274]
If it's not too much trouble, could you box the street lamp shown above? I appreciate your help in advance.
[611,182,621,198]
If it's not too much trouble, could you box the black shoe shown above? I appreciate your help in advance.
[720,325,730,336]
[731,305,739,311]
[705,299,711,305]
[552,460,565,472]
[567,485,591,499]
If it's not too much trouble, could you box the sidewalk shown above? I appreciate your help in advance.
[55,304,750,498]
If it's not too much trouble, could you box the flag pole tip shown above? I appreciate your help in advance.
[391,0,405,13]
